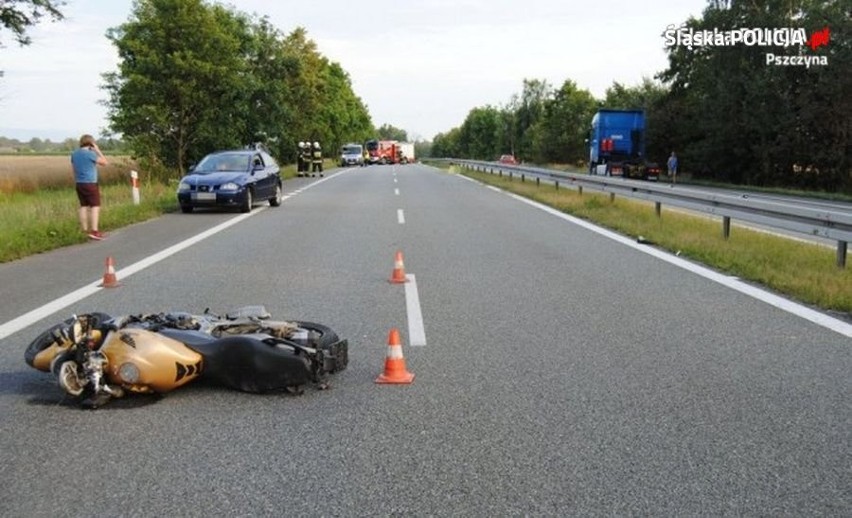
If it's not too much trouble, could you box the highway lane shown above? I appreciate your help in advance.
[0,164,849,516]
[478,163,851,249]
[681,184,852,213]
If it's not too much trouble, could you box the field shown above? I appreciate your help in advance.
[0,154,139,193]
[0,154,177,262]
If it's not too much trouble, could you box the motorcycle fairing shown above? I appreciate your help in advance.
[101,328,203,393]
[184,336,314,393]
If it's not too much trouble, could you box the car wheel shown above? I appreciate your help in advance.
[241,189,253,213]
[269,184,282,207]
[180,204,193,213]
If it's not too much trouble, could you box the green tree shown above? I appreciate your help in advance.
[456,106,502,160]
[376,124,408,141]
[658,0,850,191]
[513,79,551,161]
[531,79,597,164]
[103,0,252,175]
[431,127,461,158]
[0,0,64,47]
[319,62,373,152]
[103,3,373,173]
[277,27,373,160]
[240,18,300,161]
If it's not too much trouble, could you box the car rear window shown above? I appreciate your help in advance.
[197,154,251,172]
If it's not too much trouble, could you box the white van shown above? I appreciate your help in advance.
[340,144,365,167]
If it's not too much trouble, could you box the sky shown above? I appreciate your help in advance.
[0,0,709,142]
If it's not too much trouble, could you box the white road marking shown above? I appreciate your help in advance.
[394,178,398,184]
[459,174,852,338]
[398,209,405,224]
[0,173,344,341]
[405,274,427,346]
[395,188,400,196]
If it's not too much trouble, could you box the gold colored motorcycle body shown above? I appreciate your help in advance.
[25,309,348,408]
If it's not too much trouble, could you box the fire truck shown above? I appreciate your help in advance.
[365,139,404,165]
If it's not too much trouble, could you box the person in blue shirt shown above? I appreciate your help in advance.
[667,152,678,185]
[71,134,108,240]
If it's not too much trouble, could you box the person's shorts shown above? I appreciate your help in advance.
[76,183,101,207]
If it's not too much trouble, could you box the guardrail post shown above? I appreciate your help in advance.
[555,181,559,190]
[722,216,731,239]
[838,241,848,268]
[536,177,540,187]
[609,193,615,203]
[578,185,583,195]
[521,174,525,183]
[130,170,140,205]
[509,172,513,180]
[655,202,661,218]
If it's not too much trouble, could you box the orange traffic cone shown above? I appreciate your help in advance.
[389,251,409,284]
[99,256,121,288]
[375,328,414,384]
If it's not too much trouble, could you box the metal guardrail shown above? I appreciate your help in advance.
[445,159,852,268]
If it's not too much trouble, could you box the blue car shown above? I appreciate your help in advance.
[177,149,283,213]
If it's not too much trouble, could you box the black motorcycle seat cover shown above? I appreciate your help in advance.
[174,335,312,392]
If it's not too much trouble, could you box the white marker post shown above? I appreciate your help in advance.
[130,170,140,205]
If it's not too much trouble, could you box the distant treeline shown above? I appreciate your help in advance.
[431,1,850,193]
[0,137,126,154]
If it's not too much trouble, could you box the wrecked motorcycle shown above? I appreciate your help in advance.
[24,306,348,408]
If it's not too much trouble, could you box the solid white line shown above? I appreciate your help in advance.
[405,274,427,346]
[462,174,852,338]
[0,172,345,341]
[398,209,405,224]
[0,210,258,340]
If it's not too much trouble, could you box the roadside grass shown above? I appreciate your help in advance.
[0,158,323,263]
[458,168,852,315]
[0,183,177,263]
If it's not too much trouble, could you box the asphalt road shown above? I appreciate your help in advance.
[1,164,849,516]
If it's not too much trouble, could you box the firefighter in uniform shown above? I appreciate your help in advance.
[300,141,312,177]
[311,141,323,177]
[297,141,305,176]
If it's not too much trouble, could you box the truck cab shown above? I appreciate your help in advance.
[589,109,658,180]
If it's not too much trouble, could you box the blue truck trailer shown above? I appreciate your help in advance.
[588,109,660,180]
